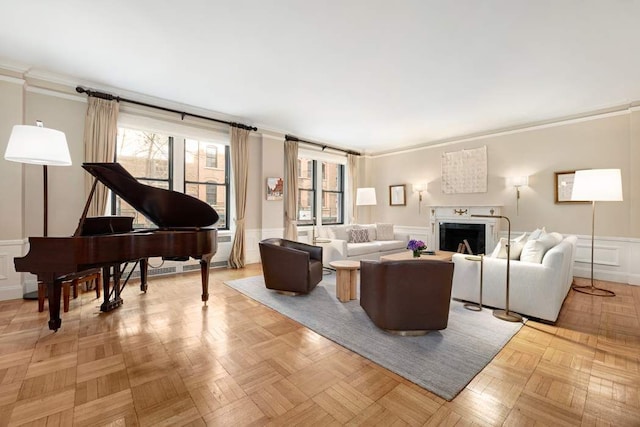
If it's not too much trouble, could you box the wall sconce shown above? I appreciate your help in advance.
[412,183,427,214]
[506,176,528,215]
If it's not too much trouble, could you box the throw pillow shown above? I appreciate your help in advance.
[519,239,546,263]
[528,227,546,241]
[376,223,395,241]
[358,224,377,241]
[491,232,527,259]
[520,231,563,263]
[348,228,370,243]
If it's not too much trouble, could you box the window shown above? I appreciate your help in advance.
[115,127,230,230]
[206,183,217,205]
[297,158,315,226]
[297,157,344,226]
[185,139,229,229]
[321,162,344,225]
[206,145,218,168]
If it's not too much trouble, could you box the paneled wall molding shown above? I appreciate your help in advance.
[0,239,28,300]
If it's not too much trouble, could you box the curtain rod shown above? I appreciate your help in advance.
[285,134,360,156]
[75,86,258,131]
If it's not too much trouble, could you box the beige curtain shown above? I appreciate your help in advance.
[347,154,358,224]
[83,97,119,217]
[228,127,250,268]
[284,140,298,240]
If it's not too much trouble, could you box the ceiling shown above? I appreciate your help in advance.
[1,1,640,154]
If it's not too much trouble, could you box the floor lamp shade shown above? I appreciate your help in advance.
[571,168,622,297]
[4,124,72,166]
[571,169,623,202]
[356,187,377,206]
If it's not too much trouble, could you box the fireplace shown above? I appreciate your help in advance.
[429,206,501,254]
[439,222,486,254]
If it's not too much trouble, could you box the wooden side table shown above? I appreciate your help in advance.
[463,254,484,311]
[329,260,360,302]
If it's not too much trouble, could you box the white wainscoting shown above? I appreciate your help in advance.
[394,227,640,286]
[0,239,30,300]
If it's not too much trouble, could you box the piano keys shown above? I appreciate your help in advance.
[14,162,219,331]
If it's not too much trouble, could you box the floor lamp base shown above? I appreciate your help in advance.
[493,309,522,322]
[571,284,615,297]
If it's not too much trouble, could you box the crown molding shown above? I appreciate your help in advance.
[0,58,30,74]
[0,74,25,85]
[370,104,635,158]
[25,85,86,103]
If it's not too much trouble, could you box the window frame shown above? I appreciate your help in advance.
[297,157,345,227]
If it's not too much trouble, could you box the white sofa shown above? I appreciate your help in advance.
[316,223,410,266]
[451,234,577,322]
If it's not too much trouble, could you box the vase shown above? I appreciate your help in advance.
[412,250,421,258]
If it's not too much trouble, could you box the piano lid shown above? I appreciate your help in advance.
[82,162,219,229]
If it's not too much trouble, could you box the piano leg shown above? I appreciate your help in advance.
[100,264,124,312]
[139,258,148,293]
[46,279,62,331]
[199,254,213,305]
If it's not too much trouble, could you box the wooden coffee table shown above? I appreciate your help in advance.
[380,250,456,262]
[329,260,360,302]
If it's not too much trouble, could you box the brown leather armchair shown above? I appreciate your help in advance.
[259,238,323,295]
[360,259,454,335]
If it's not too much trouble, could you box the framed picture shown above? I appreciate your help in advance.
[389,184,406,206]
[554,171,588,203]
[266,177,283,200]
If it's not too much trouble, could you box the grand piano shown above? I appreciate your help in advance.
[14,162,219,331]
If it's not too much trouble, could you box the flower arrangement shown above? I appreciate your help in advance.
[407,239,427,257]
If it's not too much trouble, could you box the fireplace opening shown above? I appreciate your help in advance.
[439,222,486,254]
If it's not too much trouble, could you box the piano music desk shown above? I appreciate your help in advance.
[37,269,101,313]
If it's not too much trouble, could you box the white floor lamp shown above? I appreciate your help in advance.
[4,121,72,299]
[570,169,623,297]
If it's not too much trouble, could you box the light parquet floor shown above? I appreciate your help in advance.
[0,266,639,426]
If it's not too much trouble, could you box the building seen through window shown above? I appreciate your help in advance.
[115,128,229,230]
[185,139,228,229]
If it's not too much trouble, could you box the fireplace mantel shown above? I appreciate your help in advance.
[428,205,502,254]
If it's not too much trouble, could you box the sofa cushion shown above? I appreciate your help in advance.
[347,242,379,256]
[348,228,370,243]
[376,223,395,241]
[327,225,351,241]
[491,232,526,259]
[377,240,407,251]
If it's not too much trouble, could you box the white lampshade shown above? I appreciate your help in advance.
[507,176,529,187]
[571,169,623,202]
[4,124,72,166]
[356,187,377,206]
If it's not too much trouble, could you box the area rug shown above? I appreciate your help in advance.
[224,273,523,401]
